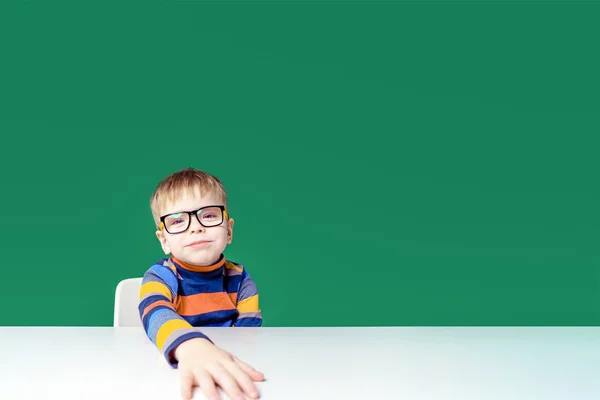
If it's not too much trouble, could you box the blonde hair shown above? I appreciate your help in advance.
[150,168,228,229]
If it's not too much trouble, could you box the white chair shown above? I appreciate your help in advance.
[114,277,143,327]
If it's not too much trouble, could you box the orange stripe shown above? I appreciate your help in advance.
[172,255,225,273]
[228,292,237,304]
[176,292,236,316]
[142,300,175,320]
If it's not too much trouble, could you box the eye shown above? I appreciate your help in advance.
[166,213,186,225]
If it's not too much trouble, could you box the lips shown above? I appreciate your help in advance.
[187,240,211,247]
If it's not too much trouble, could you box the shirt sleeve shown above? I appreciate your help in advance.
[233,268,263,327]
[138,263,212,367]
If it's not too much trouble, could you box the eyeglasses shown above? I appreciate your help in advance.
[159,205,229,234]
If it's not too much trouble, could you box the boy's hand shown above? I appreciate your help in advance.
[174,338,265,400]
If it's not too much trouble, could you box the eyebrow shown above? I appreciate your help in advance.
[165,209,195,215]
[164,205,223,216]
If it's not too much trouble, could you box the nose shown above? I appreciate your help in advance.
[188,214,205,233]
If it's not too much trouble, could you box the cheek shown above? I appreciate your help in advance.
[165,237,182,249]
[212,228,230,243]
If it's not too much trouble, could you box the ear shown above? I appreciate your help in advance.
[156,229,171,255]
[226,218,235,244]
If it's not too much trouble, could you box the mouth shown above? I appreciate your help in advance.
[187,240,212,248]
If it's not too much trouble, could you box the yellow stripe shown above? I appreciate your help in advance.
[140,281,172,301]
[156,319,192,351]
[237,294,259,313]
[225,261,243,273]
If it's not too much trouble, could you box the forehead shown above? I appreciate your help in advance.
[160,188,224,215]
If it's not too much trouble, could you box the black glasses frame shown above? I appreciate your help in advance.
[159,205,227,234]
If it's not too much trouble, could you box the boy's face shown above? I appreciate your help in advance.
[155,189,234,266]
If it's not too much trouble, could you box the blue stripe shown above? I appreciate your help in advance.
[182,309,238,326]
[203,320,235,327]
[234,317,262,327]
[138,294,167,316]
[163,332,212,368]
[142,304,173,331]
[237,274,258,302]
[147,308,175,342]
[179,274,226,294]
[150,264,178,294]
[226,274,243,293]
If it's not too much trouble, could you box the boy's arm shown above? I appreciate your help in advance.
[234,269,262,327]
[140,264,265,400]
[138,264,211,367]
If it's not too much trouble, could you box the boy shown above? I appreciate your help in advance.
[138,168,264,400]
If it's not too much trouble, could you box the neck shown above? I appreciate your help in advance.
[171,254,225,273]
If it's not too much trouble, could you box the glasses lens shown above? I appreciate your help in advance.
[164,212,190,233]
[197,206,223,227]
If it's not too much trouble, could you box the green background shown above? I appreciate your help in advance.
[0,1,598,327]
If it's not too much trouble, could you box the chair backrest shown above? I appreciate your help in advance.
[114,277,143,327]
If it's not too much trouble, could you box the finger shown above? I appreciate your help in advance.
[233,356,265,381]
[194,369,220,400]
[180,370,195,400]
[207,363,245,400]
[223,360,261,399]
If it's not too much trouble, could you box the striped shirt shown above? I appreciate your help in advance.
[138,254,262,367]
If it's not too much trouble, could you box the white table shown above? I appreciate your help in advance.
[0,327,598,399]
